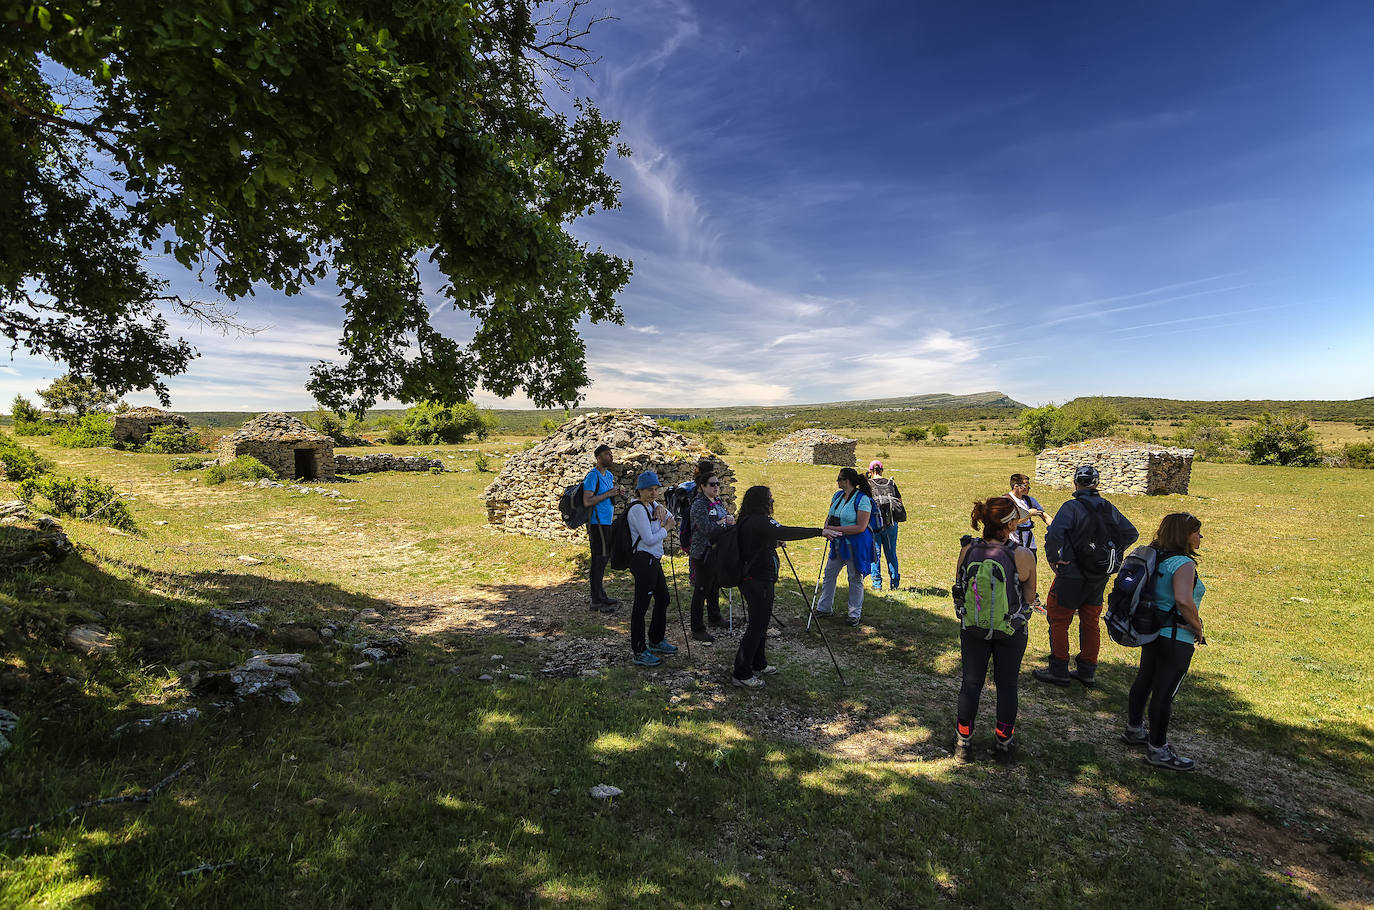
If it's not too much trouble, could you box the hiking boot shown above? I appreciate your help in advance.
[891,578,900,591]
[954,728,974,763]
[732,675,765,689]
[759,665,779,676]
[991,735,1017,762]
[1146,743,1196,772]
[602,597,620,607]
[846,616,861,627]
[708,617,728,629]
[691,629,716,643]
[631,651,662,667]
[1122,723,1149,746]
[1033,659,1072,687]
[596,601,618,613]
[648,639,678,655]
[1069,660,1097,687]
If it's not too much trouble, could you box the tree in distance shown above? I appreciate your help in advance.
[2,0,631,409]
[35,373,121,422]
[1238,412,1323,466]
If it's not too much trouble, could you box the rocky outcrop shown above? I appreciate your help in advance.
[217,413,334,481]
[334,453,444,474]
[766,429,857,467]
[481,410,734,545]
[1035,439,1195,495]
[111,407,190,444]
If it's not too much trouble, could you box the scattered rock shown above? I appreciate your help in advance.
[272,623,321,649]
[304,797,326,808]
[106,527,133,537]
[153,520,169,525]
[589,784,623,800]
[0,707,16,757]
[197,653,310,703]
[236,556,265,566]
[35,516,62,531]
[352,637,406,663]
[490,654,504,662]
[508,674,526,681]
[67,624,116,656]
[112,707,201,737]
[207,608,263,637]
[0,501,29,519]
[478,674,494,682]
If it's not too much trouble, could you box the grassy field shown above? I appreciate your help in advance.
[0,431,1371,908]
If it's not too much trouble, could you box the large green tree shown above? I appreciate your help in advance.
[1,0,630,409]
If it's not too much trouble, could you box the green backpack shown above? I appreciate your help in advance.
[952,539,1024,639]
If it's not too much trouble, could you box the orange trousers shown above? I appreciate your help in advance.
[1045,582,1103,665]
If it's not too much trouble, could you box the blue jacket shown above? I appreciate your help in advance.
[1043,490,1138,579]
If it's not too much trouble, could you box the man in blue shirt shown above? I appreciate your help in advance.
[1034,465,1138,688]
[584,444,623,611]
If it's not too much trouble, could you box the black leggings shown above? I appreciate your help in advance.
[629,551,669,654]
[734,577,774,680]
[1128,636,1195,747]
[688,556,723,631]
[957,627,1028,732]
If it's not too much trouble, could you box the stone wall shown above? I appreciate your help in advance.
[766,429,857,467]
[111,407,190,444]
[335,453,444,474]
[481,410,735,548]
[218,413,335,481]
[1035,439,1194,496]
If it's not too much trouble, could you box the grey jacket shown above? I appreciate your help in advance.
[689,490,732,560]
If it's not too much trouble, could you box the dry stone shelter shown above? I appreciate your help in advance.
[482,410,734,545]
[767,429,857,467]
[111,407,190,445]
[218,413,335,481]
[1035,439,1194,496]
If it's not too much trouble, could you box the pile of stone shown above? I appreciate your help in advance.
[0,501,72,569]
[196,652,310,704]
[481,410,735,544]
[239,479,357,501]
[767,429,857,467]
[111,407,190,445]
[335,453,444,474]
[1036,439,1195,495]
[218,413,334,480]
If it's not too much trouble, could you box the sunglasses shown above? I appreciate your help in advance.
[705,481,720,487]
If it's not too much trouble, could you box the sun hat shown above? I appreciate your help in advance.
[869,459,883,472]
[1074,464,1100,486]
[636,470,662,490]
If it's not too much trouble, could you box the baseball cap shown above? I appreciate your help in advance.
[1074,465,1099,486]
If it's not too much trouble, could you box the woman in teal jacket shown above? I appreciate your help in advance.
[1124,512,1207,771]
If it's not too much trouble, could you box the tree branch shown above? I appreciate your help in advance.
[0,87,122,157]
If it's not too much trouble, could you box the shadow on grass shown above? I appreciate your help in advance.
[1,546,1368,908]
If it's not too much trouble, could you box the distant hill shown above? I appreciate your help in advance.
[1066,396,1374,422]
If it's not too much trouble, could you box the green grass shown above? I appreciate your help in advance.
[1,433,1370,908]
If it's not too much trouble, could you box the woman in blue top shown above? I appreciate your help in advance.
[1124,512,1207,771]
[815,467,877,626]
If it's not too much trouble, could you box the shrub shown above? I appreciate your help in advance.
[51,413,118,448]
[303,408,369,446]
[1173,415,1234,462]
[387,400,497,445]
[898,425,928,441]
[36,373,121,420]
[1342,442,1374,469]
[0,436,53,481]
[142,423,205,454]
[931,423,950,440]
[474,452,492,472]
[1018,401,1121,453]
[16,473,136,530]
[875,449,890,459]
[662,417,716,435]
[703,433,728,455]
[169,456,208,472]
[10,395,56,435]
[1239,412,1323,466]
[203,455,276,486]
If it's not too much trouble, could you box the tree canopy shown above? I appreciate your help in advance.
[1,0,631,409]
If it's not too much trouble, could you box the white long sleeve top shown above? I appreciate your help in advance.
[627,499,669,558]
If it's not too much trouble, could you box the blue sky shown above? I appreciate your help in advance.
[6,0,1374,410]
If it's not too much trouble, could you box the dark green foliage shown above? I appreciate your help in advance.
[1239,412,1324,466]
[35,374,122,420]
[1343,442,1374,469]
[50,413,117,448]
[302,409,369,447]
[9,394,54,435]
[203,456,275,486]
[168,456,208,472]
[660,417,716,434]
[15,473,136,530]
[141,424,204,454]
[3,1,632,409]
[0,434,52,481]
[386,401,497,445]
[1018,400,1121,452]
[1067,396,1374,421]
[1173,415,1235,462]
[930,423,950,439]
[703,433,727,455]
[898,425,928,441]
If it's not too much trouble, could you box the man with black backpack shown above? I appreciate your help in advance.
[1033,464,1138,688]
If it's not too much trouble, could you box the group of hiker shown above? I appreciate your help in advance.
[576,447,1207,772]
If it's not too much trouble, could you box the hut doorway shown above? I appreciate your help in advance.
[294,448,317,480]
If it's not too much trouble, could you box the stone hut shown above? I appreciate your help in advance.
[1035,439,1194,496]
[111,407,190,445]
[481,410,735,547]
[766,429,857,467]
[218,413,335,481]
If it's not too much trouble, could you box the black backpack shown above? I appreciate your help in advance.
[665,482,697,553]
[702,516,763,588]
[1105,546,1176,647]
[1072,498,1122,579]
[558,482,590,528]
[869,476,906,524]
[607,502,648,571]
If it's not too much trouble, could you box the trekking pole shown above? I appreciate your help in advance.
[667,529,691,659]
[782,545,847,686]
[805,535,828,632]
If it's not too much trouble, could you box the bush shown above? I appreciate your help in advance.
[931,423,950,440]
[169,456,209,472]
[898,425,928,441]
[10,395,56,435]
[662,417,716,435]
[0,436,53,481]
[51,413,118,448]
[142,423,205,454]
[16,473,136,530]
[1342,442,1374,469]
[1173,415,1234,462]
[703,433,728,455]
[303,408,370,446]
[474,452,492,472]
[1239,412,1323,466]
[1018,401,1121,453]
[203,456,276,486]
[387,401,497,445]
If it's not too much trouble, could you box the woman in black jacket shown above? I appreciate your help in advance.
[732,485,839,689]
